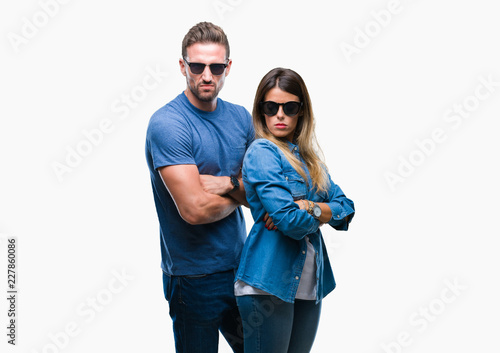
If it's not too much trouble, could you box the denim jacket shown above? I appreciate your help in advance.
[236,138,355,303]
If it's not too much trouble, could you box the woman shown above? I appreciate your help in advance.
[235,68,355,352]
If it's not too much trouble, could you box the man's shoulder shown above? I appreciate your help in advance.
[219,98,251,117]
[220,98,246,110]
[149,94,189,127]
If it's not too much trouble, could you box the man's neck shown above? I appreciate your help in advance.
[184,89,218,112]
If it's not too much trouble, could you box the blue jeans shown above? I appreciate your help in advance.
[236,295,322,353]
[163,270,244,353]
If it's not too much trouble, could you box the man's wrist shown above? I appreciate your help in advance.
[229,176,239,193]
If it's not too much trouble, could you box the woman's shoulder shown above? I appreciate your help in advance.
[247,138,280,153]
[244,139,283,167]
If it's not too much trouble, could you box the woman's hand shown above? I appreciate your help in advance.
[294,200,308,210]
[263,212,276,230]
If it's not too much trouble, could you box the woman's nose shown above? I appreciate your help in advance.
[276,106,285,119]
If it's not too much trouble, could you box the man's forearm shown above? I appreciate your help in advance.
[199,194,240,224]
[227,177,249,207]
[181,191,239,225]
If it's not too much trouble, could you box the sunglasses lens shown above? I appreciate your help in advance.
[189,63,205,74]
[262,102,301,116]
[188,63,226,75]
[262,102,279,116]
[283,102,301,116]
[210,64,226,75]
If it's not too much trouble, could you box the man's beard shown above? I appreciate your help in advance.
[188,81,220,102]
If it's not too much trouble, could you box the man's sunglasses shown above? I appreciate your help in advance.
[260,101,302,117]
[183,58,228,75]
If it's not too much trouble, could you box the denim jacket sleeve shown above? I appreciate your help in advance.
[243,140,320,240]
[323,171,355,231]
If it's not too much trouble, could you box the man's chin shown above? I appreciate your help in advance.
[194,91,217,102]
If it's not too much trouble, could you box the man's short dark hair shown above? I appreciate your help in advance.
[181,22,230,59]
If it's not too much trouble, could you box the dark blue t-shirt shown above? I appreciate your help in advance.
[145,92,254,276]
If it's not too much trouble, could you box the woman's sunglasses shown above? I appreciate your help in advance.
[183,58,228,75]
[260,101,302,117]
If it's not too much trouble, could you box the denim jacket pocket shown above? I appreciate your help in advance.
[312,188,328,202]
[284,172,307,200]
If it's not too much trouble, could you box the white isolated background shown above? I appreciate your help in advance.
[0,0,499,352]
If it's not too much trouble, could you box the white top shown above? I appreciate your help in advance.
[234,236,317,300]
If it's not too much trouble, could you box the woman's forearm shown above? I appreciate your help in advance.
[295,200,332,223]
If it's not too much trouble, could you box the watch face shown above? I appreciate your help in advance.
[313,205,321,218]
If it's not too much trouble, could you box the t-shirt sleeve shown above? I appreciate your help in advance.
[245,109,256,148]
[146,109,195,170]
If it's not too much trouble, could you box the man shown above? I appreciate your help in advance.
[145,22,253,353]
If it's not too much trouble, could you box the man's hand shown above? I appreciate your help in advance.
[200,173,249,208]
[200,175,232,195]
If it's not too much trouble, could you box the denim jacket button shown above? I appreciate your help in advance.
[295,276,299,280]
[302,250,306,254]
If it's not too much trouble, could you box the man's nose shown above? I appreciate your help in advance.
[201,65,213,81]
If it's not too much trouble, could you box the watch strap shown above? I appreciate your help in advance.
[307,200,314,215]
[229,176,239,192]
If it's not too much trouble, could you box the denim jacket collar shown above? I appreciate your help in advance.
[286,140,299,153]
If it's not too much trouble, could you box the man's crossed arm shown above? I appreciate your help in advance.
[159,164,248,225]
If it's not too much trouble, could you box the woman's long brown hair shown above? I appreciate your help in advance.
[252,68,329,192]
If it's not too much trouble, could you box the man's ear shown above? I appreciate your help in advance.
[224,59,233,77]
[179,58,187,77]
